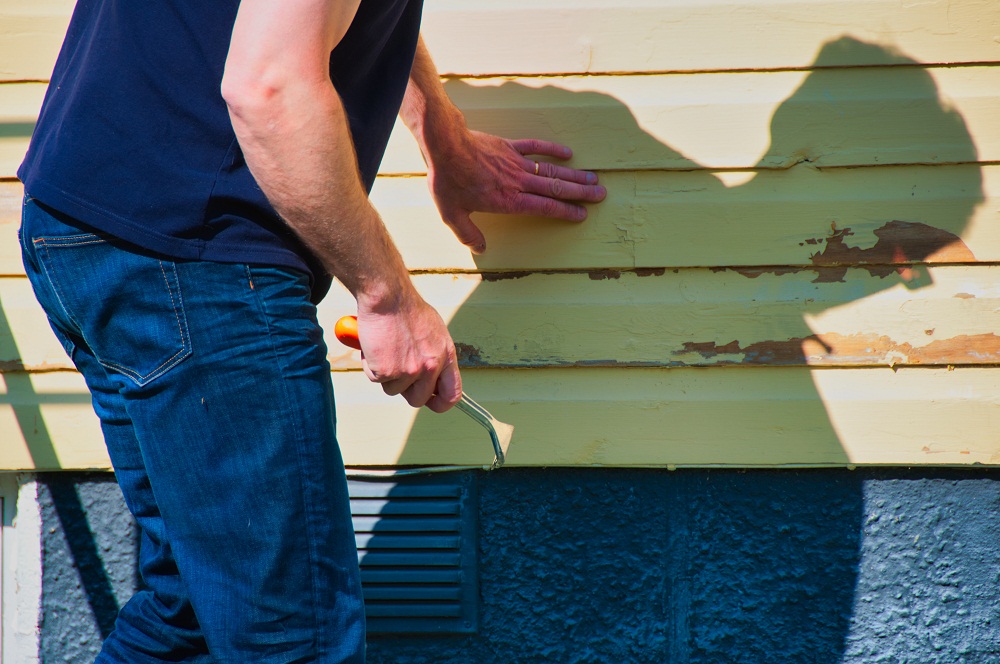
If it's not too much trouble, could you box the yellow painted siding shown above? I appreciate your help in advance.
[4,0,999,79]
[4,368,999,471]
[7,266,1000,374]
[5,166,999,274]
[2,1,1000,470]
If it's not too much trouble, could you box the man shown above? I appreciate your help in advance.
[18,0,605,661]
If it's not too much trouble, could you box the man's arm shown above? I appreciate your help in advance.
[399,36,607,254]
[221,0,460,412]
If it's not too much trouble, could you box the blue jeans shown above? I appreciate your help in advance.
[20,196,366,663]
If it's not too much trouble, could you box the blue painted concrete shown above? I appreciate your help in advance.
[38,469,1000,663]
[37,475,139,662]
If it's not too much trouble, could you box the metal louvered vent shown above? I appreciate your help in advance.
[348,472,478,634]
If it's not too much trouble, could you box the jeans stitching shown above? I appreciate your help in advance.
[33,235,192,385]
[33,240,87,340]
[35,236,103,247]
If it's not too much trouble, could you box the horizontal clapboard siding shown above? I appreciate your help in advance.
[322,267,1000,370]
[7,265,1000,373]
[3,0,998,81]
[2,1,999,470]
[381,67,1000,173]
[349,475,478,633]
[3,163,998,274]
[6,65,1000,176]
[373,164,997,272]
[3,368,999,470]
[420,0,1000,75]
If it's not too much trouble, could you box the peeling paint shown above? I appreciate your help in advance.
[807,220,975,283]
[676,337,831,364]
[733,266,801,279]
[672,333,1000,366]
[588,269,623,281]
[0,361,77,373]
[480,271,533,282]
[455,342,487,367]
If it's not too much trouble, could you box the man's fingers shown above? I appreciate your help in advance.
[527,159,601,186]
[511,192,590,221]
[425,361,462,413]
[523,173,607,203]
[511,138,573,160]
[400,372,439,409]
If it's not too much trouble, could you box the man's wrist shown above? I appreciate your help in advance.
[354,274,421,316]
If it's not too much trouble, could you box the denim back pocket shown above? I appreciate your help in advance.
[33,233,192,387]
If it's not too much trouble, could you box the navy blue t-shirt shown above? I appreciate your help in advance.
[19,0,423,302]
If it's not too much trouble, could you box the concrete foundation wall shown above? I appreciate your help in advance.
[27,469,1000,663]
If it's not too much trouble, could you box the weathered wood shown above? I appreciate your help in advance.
[339,367,1000,467]
[381,66,1000,173]
[420,0,1000,76]
[5,0,999,80]
[374,164,998,271]
[320,267,1000,370]
[3,367,999,470]
[7,265,1000,373]
[6,65,998,177]
[6,164,996,275]
[4,0,998,474]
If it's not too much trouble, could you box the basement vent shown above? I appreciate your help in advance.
[348,472,478,634]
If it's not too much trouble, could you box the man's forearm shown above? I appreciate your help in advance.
[221,1,462,413]
[399,36,470,167]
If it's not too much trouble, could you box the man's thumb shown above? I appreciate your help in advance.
[445,210,486,255]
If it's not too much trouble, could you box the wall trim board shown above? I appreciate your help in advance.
[3,367,999,471]
[0,474,41,664]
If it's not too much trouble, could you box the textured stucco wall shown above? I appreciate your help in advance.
[37,475,139,663]
[36,469,1000,663]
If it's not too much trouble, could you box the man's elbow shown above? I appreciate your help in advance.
[220,68,278,126]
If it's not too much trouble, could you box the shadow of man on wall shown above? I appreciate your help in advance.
[367,37,984,663]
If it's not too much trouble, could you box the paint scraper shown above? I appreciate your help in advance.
[334,316,513,469]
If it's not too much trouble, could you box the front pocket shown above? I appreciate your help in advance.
[34,233,192,386]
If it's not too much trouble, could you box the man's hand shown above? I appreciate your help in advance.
[426,131,607,254]
[355,299,461,413]
[400,37,607,254]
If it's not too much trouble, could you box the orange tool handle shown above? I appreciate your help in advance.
[334,315,361,351]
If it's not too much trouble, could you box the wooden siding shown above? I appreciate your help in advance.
[4,368,999,471]
[6,266,1000,374]
[3,0,999,80]
[7,67,1000,175]
[2,1,999,470]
